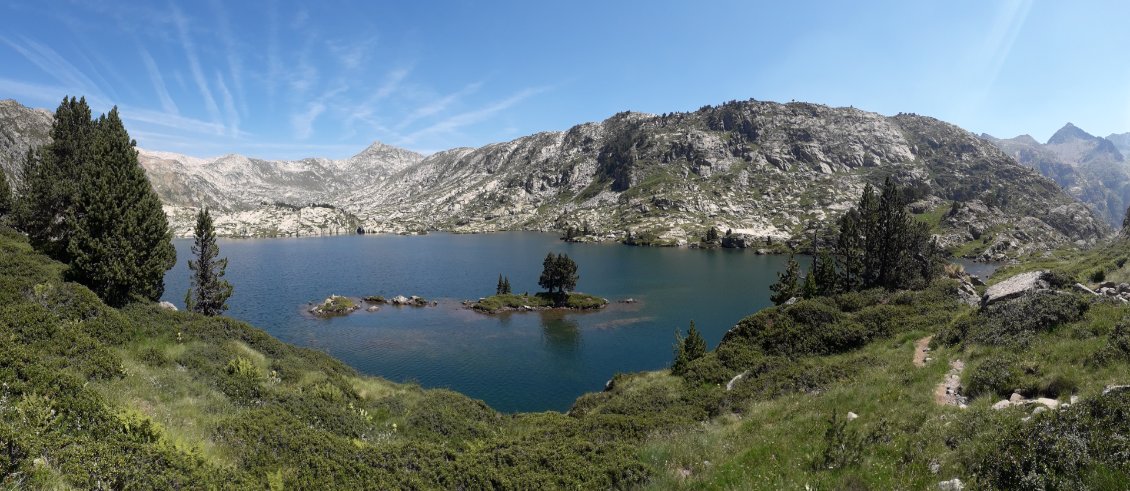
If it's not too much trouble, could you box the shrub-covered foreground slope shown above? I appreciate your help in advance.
[2,223,1130,489]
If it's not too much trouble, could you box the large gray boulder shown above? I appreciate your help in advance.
[981,270,1048,308]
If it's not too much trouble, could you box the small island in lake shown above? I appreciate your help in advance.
[310,294,434,317]
[472,252,608,313]
[472,292,608,314]
[309,295,358,317]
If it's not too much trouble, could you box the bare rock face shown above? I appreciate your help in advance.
[985,124,1130,228]
[0,99,53,187]
[981,271,1049,308]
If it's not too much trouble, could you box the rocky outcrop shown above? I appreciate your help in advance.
[985,124,1130,228]
[0,99,53,188]
[981,271,1049,308]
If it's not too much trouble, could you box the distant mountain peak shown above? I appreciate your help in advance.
[1048,122,1097,145]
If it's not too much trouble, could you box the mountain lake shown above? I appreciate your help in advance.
[161,232,806,412]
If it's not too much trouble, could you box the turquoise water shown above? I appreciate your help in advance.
[162,232,796,412]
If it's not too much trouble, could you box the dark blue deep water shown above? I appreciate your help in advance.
[162,232,795,412]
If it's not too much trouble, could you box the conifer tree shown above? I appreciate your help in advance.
[672,321,708,375]
[684,321,707,361]
[497,274,506,295]
[186,208,233,316]
[671,329,689,374]
[0,166,11,218]
[502,276,511,294]
[66,107,175,306]
[802,270,818,299]
[538,253,579,296]
[16,97,95,262]
[814,249,838,296]
[769,255,800,305]
[703,226,720,243]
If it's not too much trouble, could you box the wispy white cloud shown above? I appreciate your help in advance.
[344,67,412,131]
[0,77,78,105]
[138,48,179,114]
[291,102,326,140]
[395,81,483,130]
[215,72,240,137]
[119,105,234,136]
[400,86,550,145]
[327,36,377,70]
[1,36,104,99]
[208,0,247,116]
[169,3,223,131]
[290,30,326,97]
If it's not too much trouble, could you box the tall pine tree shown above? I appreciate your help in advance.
[769,255,800,305]
[17,97,95,262]
[66,107,175,306]
[186,208,233,316]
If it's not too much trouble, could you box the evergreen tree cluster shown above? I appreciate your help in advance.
[702,226,721,244]
[671,321,707,375]
[186,208,233,316]
[13,97,175,306]
[768,178,943,305]
[563,221,594,241]
[538,253,579,296]
[495,274,512,295]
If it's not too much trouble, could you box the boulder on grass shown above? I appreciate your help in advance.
[981,270,1048,308]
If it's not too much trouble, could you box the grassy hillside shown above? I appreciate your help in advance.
[2,224,1129,489]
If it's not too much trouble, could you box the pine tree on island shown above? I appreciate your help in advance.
[538,252,579,304]
[496,274,512,295]
[186,208,234,316]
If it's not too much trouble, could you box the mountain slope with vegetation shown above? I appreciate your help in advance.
[0,98,1109,256]
[341,102,1107,260]
[985,123,1130,228]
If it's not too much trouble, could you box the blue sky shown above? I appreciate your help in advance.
[2,0,1129,160]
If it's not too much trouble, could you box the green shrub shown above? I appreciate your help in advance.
[1089,269,1106,283]
[831,289,885,313]
[138,346,169,367]
[965,355,1020,399]
[405,390,500,442]
[970,391,1130,489]
[967,292,1089,346]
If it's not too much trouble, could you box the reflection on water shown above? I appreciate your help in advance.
[162,232,795,412]
[540,311,581,357]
